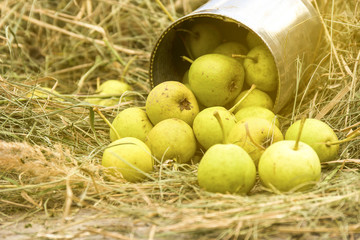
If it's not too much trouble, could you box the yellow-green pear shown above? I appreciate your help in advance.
[285,118,339,162]
[258,140,321,192]
[197,143,256,194]
[243,45,278,92]
[145,81,199,126]
[102,137,153,182]
[182,70,191,89]
[229,88,274,112]
[145,118,197,164]
[26,87,62,101]
[110,107,153,142]
[193,106,237,150]
[189,53,245,107]
[246,31,265,49]
[86,80,133,106]
[184,22,222,59]
[227,117,284,166]
[235,106,280,128]
[213,41,248,64]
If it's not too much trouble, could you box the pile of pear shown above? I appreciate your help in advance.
[101,22,341,195]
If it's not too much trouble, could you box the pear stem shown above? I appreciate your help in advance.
[325,129,360,146]
[213,111,226,144]
[244,122,266,150]
[178,34,195,60]
[181,55,194,64]
[229,84,256,113]
[232,54,258,63]
[155,0,175,22]
[294,117,306,151]
[93,107,121,140]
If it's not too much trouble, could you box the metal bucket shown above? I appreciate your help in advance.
[149,0,322,113]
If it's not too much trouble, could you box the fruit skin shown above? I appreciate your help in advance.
[86,80,133,106]
[189,53,245,107]
[26,87,62,101]
[145,118,197,164]
[229,88,274,113]
[246,31,265,49]
[213,41,248,64]
[235,106,280,128]
[185,22,222,59]
[285,118,339,162]
[97,80,132,94]
[243,45,278,92]
[226,117,284,166]
[146,81,199,126]
[110,107,153,142]
[197,144,257,194]
[193,106,237,150]
[258,140,321,192]
[102,137,153,182]
[182,70,190,89]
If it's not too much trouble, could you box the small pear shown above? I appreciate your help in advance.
[181,70,191,89]
[246,31,265,49]
[184,22,222,59]
[110,107,153,142]
[189,53,244,107]
[243,45,278,92]
[227,117,284,166]
[102,137,153,182]
[193,106,237,150]
[258,140,321,192]
[229,88,274,112]
[86,80,133,106]
[213,41,248,64]
[235,106,280,128]
[285,118,339,162]
[26,87,62,101]
[145,118,197,164]
[197,143,257,194]
[145,81,199,126]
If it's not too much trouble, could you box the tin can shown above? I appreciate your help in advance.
[149,0,322,113]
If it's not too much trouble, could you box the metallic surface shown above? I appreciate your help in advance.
[149,0,322,112]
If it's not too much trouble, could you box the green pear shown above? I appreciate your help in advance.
[197,143,256,194]
[243,45,278,92]
[258,140,321,192]
[226,117,284,166]
[189,53,245,107]
[193,106,237,150]
[229,88,274,113]
[110,107,153,142]
[184,22,222,59]
[246,31,265,49]
[235,106,280,128]
[182,70,191,89]
[285,118,339,162]
[145,118,197,164]
[102,137,153,182]
[86,80,133,106]
[145,81,199,126]
[97,80,132,94]
[213,41,248,64]
[26,87,62,101]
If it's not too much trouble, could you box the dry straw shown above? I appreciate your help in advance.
[0,0,359,239]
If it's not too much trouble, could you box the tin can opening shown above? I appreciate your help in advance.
[150,15,279,105]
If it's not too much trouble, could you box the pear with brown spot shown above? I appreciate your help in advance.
[146,81,199,126]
